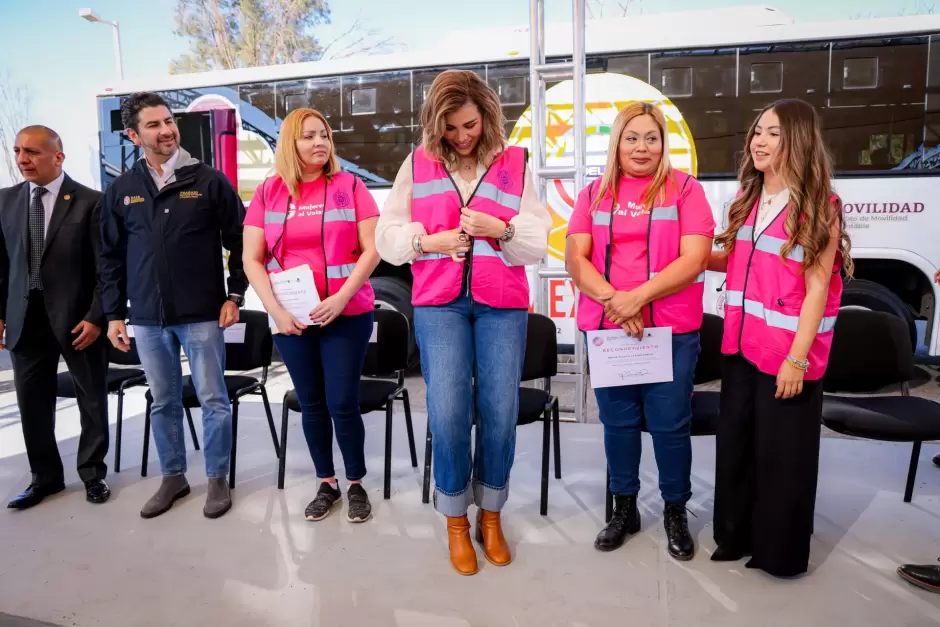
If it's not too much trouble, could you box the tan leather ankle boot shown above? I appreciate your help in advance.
[446,515,478,575]
[476,509,512,566]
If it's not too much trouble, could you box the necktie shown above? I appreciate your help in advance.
[28,186,46,290]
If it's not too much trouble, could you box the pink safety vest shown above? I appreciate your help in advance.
[410,145,529,309]
[575,171,706,334]
[720,193,843,380]
[259,172,375,317]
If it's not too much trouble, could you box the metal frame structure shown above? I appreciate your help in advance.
[529,0,588,421]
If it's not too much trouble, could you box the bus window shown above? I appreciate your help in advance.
[651,48,738,176]
[239,83,276,124]
[276,77,342,124]
[826,37,928,173]
[606,54,650,83]
[487,64,531,140]
[335,71,411,187]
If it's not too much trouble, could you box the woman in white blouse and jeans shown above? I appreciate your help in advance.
[376,69,551,576]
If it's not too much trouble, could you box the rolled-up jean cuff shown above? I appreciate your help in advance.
[434,486,474,517]
[473,479,509,512]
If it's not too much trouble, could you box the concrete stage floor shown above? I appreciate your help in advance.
[0,359,939,627]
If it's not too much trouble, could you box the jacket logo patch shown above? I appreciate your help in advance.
[496,168,512,191]
[179,190,202,199]
[124,195,145,205]
[333,191,351,208]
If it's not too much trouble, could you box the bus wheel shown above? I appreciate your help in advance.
[841,279,917,353]
[372,276,419,369]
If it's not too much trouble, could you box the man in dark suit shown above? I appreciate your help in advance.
[0,125,111,509]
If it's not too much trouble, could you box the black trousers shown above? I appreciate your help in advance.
[9,291,110,486]
[713,354,823,577]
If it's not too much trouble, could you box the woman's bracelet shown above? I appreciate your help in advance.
[498,223,515,243]
[412,234,424,255]
[786,355,809,371]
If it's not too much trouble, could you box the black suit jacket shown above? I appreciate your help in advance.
[0,174,105,351]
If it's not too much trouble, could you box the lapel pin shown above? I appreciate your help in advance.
[63,194,71,200]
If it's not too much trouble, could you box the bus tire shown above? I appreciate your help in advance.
[372,276,419,369]
[841,279,917,352]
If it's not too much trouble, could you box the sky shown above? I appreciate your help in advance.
[0,0,937,188]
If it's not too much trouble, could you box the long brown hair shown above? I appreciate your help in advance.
[275,108,341,197]
[420,69,506,168]
[591,102,675,211]
[715,98,853,276]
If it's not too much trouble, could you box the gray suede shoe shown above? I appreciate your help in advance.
[204,477,232,519]
[140,475,190,519]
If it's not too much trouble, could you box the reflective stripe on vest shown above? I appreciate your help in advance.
[725,290,837,334]
[737,225,805,263]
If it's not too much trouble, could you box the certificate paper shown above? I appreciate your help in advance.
[269,264,321,332]
[586,327,674,388]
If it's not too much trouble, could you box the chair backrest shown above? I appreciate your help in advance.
[225,309,273,372]
[694,313,724,385]
[823,308,914,393]
[522,313,558,382]
[363,308,409,377]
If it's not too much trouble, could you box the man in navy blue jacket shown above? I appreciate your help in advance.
[100,92,247,520]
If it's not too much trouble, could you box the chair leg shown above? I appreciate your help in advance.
[115,390,124,474]
[278,399,290,490]
[540,408,550,516]
[141,398,152,478]
[402,389,417,468]
[384,403,393,500]
[260,386,279,457]
[185,408,200,451]
[552,398,561,480]
[229,400,239,490]
[904,441,922,503]
[605,469,612,523]
[422,422,432,504]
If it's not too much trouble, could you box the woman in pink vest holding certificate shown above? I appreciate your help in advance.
[565,102,715,561]
[375,70,551,576]
[709,99,852,577]
[242,108,380,524]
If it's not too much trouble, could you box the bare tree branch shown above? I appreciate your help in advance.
[320,16,398,60]
[0,70,31,186]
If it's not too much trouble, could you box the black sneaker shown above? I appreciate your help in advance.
[305,482,342,522]
[346,483,372,523]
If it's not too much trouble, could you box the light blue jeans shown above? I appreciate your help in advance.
[415,295,527,517]
[134,321,232,478]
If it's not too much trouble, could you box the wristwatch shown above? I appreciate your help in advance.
[227,293,245,307]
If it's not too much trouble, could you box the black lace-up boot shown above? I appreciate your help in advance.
[664,503,695,561]
[594,494,641,552]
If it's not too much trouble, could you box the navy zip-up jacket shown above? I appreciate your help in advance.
[99,148,248,326]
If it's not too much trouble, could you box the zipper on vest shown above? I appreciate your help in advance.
[320,182,329,298]
[736,211,761,354]
[645,203,656,326]
[444,160,497,304]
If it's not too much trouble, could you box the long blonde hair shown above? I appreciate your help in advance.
[714,98,853,276]
[420,70,506,168]
[592,102,675,211]
[275,108,341,197]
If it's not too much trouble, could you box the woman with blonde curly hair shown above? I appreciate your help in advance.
[376,69,551,575]
[708,98,853,577]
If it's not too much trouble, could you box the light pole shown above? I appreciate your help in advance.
[79,8,124,80]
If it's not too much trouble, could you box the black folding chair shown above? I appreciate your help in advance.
[605,313,724,522]
[277,309,417,496]
[54,328,157,473]
[142,310,279,489]
[421,312,562,516]
[822,308,940,503]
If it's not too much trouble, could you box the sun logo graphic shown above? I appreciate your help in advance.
[508,72,698,263]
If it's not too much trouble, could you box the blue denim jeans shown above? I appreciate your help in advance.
[415,295,527,517]
[593,331,700,505]
[135,321,232,479]
[273,312,373,481]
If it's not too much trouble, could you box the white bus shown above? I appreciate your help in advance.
[96,5,940,363]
